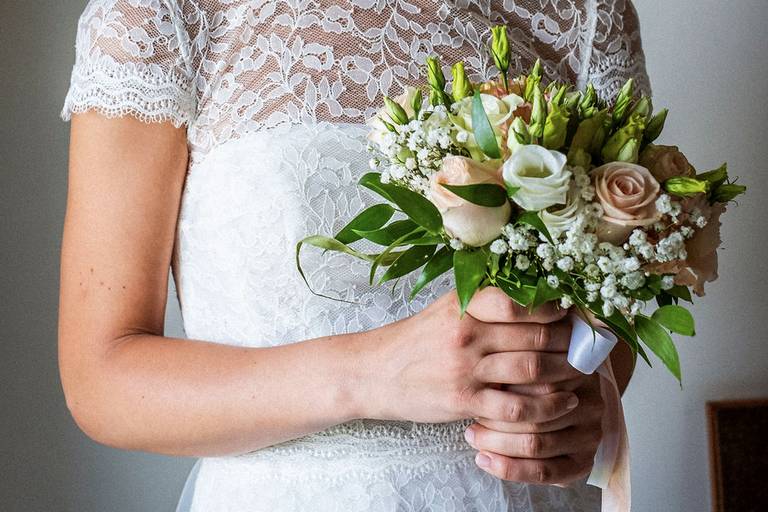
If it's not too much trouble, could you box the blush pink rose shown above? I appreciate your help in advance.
[429,156,511,247]
[639,144,695,183]
[592,162,661,244]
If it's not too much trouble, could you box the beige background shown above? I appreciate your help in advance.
[1,0,766,510]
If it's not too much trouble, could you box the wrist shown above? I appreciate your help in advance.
[335,321,399,422]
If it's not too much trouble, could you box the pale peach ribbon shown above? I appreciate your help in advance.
[568,314,630,512]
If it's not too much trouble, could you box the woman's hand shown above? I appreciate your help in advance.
[464,372,604,485]
[359,288,584,426]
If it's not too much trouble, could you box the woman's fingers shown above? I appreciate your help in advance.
[469,388,579,424]
[475,374,604,434]
[474,351,583,385]
[473,451,594,485]
[464,422,602,459]
[476,319,573,353]
[467,287,567,324]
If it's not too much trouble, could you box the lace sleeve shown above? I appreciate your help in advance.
[61,0,200,127]
[585,0,652,102]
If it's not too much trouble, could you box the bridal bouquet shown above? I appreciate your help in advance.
[296,25,745,384]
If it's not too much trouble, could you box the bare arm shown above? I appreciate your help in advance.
[58,113,377,457]
[58,113,579,460]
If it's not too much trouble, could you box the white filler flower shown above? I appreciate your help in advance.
[502,145,571,211]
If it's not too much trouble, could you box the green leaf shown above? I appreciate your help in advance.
[380,183,443,234]
[379,245,437,284]
[496,277,536,307]
[454,249,488,316]
[652,305,695,336]
[369,227,423,284]
[335,204,395,244]
[712,183,747,203]
[635,315,682,383]
[506,185,520,198]
[359,173,394,202]
[295,235,375,302]
[656,292,674,308]
[402,235,445,246]
[410,246,454,299]
[441,183,508,207]
[697,163,728,186]
[471,92,501,159]
[667,285,693,303]
[516,211,554,244]
[352,219,419,246]
[530,277,562,311]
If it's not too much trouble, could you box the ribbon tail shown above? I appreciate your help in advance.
[589,356,631,512]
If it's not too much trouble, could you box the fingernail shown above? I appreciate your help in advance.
[464,428,475,444]
[475,453,491,469]
[567,395,579,410]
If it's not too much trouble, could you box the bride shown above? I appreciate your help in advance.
[59,0,648,510]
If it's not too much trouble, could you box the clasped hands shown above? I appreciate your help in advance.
[462,287,604,486]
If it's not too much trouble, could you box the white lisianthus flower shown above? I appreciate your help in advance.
[502,145,571,211]
[539,184,582,239]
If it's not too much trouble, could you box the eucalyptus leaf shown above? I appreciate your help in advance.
[441,183,507,207]
[454,249,488,316]
[410,246,454,299]
[471,92,501,159]
[652,305,695,336]
[379,245,437,284]
[335,204,395,244]
[635,315,682,383]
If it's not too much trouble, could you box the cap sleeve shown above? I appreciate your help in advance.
[585,0,652,102]
[61,0,199,127]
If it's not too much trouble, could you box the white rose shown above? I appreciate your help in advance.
[429,155,511,247]
[539,184,583,239]
[502,145,571,211]
[451,93,524,156]
[365,86,420,146]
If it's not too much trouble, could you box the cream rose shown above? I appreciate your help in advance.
[429,155,511,247]
[592,162,661,244]
[451,93,524,138]
[502,145,571,211]
[365,86,419,146]
[639,144,695,183]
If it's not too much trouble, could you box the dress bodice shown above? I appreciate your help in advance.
[62,1,649,509]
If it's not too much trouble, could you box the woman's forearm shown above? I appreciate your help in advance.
[62,330,376,457]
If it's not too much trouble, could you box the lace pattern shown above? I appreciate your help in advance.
[62,0,650,163]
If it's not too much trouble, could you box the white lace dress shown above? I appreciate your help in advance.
[61,1,650,510]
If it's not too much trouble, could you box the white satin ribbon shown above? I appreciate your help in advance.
[568,314,631,512]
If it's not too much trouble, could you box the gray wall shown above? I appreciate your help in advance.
[1,1,765,510]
